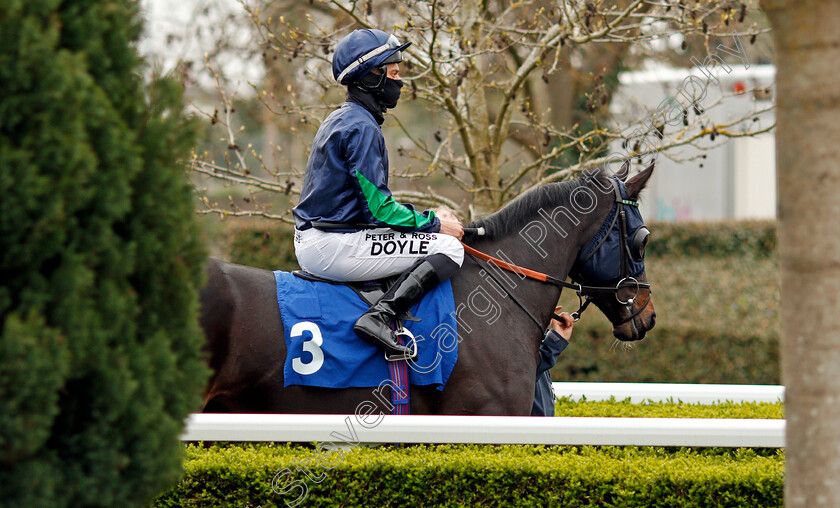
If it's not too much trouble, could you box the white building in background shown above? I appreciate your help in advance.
[610,64,776,222]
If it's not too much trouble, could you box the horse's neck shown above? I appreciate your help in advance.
[458,226,571,333]
[469,222,581,283]
[463,190,613,318]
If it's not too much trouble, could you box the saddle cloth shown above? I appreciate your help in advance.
[274,271,459,389]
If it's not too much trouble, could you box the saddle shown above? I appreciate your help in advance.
[274,269,458,390]
[292,271,420,360]
[293,270,392,307]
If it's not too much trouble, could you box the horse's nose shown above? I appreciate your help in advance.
[649,311,657,329]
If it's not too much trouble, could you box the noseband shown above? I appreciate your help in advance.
[462,179,652,332]
[569,277,651,326]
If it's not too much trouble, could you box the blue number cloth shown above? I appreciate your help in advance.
[274,271,458,389]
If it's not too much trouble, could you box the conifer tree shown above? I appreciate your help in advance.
[0,1,208,506]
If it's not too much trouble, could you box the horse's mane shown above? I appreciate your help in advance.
[467,172,611,241]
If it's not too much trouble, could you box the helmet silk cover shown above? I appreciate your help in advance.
[333,29,411,85]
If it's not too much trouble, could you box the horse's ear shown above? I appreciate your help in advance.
[625,160,656,199]
[614,160,630,182]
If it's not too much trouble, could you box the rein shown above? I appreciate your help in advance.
[460,179,653,332]
[461,243,587,326]
[461,243,574,291]
[462,242,651,330]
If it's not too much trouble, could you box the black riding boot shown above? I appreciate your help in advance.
[353,260,440,361]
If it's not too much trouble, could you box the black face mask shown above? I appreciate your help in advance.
[379,78,403,110]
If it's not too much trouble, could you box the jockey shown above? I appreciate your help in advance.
[292,29,465,360]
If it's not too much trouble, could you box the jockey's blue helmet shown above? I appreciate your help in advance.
[332,29,411,85]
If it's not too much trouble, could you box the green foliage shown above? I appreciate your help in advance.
[0,1,207,506]
[227,221,300,271]
[155,442,784,507]
[645,220,776,258]
[554,398,784,419]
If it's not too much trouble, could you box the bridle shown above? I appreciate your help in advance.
[569,178,652,326]
[462,179,652,332]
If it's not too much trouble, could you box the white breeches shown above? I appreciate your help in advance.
[294,227,464,282]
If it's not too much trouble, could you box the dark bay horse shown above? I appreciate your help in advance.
[199,164,656,415]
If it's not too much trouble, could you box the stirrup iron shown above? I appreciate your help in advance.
[384,327,417,362]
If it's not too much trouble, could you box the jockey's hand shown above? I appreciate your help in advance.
[436,209,464,240]
[438,217,464,240]
[549,306,575,342]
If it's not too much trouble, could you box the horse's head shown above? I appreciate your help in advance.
[571,161,656,341]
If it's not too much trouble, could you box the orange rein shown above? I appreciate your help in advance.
[460,242,561,285]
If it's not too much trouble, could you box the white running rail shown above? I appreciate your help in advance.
[552,382,784,404]
[181,413,785,447]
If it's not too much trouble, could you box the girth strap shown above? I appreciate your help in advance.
[388,352,410,414]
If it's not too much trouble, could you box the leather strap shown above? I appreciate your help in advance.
[467,251,548,332]
[461,244,572,289]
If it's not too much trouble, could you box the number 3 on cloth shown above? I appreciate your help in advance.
[290,321,325,375]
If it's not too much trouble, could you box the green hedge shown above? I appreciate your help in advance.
[557,252,780,384]
[156,402,785,506]
[646,220,776,258]
[554,398,783,419]
[154,443,783,507]
[227,221,300,271]
[221,220,781,384]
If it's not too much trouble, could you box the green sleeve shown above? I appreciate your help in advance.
[354,170,437,231]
